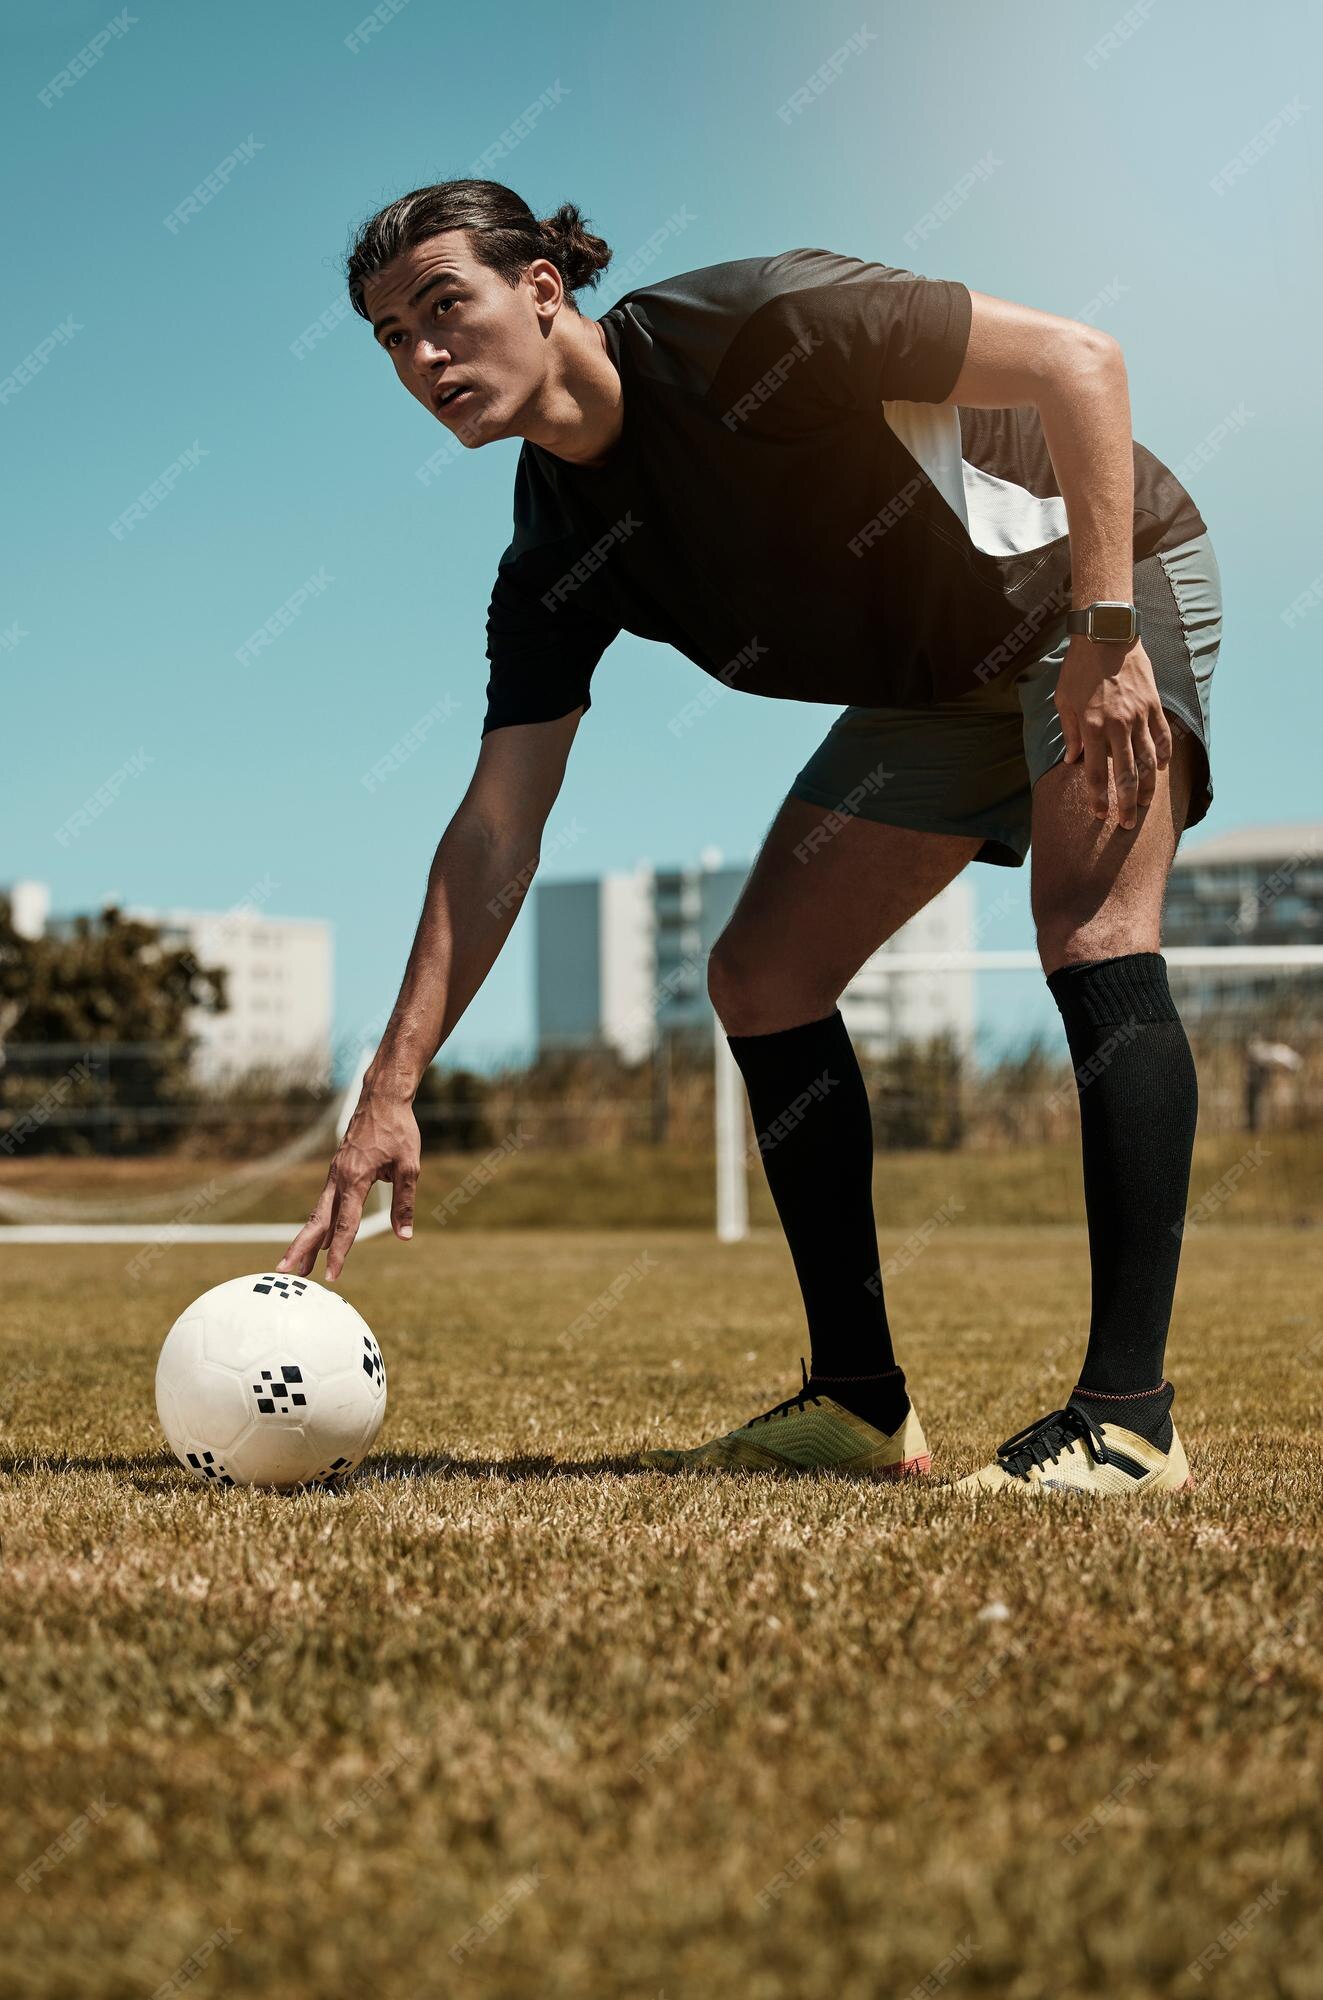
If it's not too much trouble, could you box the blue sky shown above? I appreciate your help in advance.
[3,0,1319,1071]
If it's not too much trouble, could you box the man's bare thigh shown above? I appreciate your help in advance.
[708,795,980,1036]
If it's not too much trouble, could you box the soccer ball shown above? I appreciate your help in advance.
[155,1271,387,1490]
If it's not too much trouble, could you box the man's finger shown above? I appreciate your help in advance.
[1108,719,1139,830]
[325,1183,369,1283]
[1132,719,1160,813]
[278,1177,335,1276]
[1082,722,1110,820]
[391,1163,418,1240]
[1150,704,1174,769]
[1056,695,1084,764]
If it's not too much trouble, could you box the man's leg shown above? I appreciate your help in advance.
[640,796,979,1472]
[1029,731,1200,1452]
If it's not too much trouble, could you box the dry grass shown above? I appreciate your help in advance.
[2,1222,1322,1999]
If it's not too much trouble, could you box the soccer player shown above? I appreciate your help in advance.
[279,180,1221,1499]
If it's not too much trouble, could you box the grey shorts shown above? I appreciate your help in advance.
[790,530,1221,868]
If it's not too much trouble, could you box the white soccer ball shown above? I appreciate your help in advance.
[155,1271,387,1490]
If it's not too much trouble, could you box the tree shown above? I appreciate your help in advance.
[0,898,227,1155]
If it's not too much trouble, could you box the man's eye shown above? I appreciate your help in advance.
[434,297,456,315]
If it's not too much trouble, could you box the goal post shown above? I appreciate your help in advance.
[0,1051,391,1247]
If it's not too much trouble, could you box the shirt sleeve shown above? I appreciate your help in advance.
[745,249,972,410]
[481,465,622,736]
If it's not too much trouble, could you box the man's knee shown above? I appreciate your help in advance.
[707,932,843,1032]
[1032,888,1159,972]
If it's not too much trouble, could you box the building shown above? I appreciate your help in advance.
[2,880,334,1085]
[1163,823,1323,1020]
[535,851,974,1060]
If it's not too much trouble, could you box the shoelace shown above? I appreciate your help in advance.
[747,1357,822,1427]
[994,1404,1110,1482]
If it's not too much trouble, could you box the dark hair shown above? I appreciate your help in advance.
[346,179,612,321]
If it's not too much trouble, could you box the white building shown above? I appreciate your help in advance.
[535,852,973,1060]
[2,880,333,1085]
[131,902,334,1085]
[1163,822,1323,1019]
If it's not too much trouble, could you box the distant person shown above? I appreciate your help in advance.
[279,180,1221,1498]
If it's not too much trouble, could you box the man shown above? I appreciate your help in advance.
[279,178,1221,1498]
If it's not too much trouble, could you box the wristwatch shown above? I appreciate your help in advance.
[1065,600,1141,643]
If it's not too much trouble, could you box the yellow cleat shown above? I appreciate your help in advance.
[956,1402,1193,1496]
[639,1360,930,1478]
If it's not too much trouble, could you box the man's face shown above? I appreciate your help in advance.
[362,230,556,447]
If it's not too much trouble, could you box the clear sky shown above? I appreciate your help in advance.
[4,0,1319,1071]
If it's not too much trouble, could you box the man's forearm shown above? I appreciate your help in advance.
[364,813,542,1100]
[1036,337,1135,607]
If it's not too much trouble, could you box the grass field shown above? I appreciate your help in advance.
[2,1219,1322,1998]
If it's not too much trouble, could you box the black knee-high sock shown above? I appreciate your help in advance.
[725,1008,908,1433]
[1046,952,1198,1448]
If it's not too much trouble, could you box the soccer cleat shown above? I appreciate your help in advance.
[955,1400,1193,1496]
[638,1359,931,1477]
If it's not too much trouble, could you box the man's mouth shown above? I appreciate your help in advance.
[435,384,477,414]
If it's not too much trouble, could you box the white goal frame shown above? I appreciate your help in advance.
[0,1052,390,1247]
[713,945,1323,1243]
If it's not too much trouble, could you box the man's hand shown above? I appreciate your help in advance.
[1054,636,1172,830]
[278,1089,421,1283]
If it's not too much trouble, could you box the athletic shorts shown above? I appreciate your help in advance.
[790,529,1221,868]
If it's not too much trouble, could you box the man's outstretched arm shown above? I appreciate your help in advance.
[279,706,584,1282]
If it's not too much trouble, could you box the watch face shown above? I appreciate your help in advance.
[1089,603,1137,642]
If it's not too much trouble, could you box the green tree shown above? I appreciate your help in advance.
[0,898,227,1155]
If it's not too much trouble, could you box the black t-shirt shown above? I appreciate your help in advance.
[482,248,1205,734]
